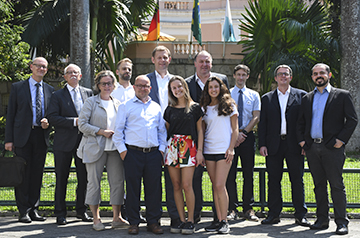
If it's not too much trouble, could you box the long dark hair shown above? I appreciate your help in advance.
[200,76,234,116]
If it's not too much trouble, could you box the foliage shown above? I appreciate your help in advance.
[13,0,155,72]
[0,1,31,82]
[239,0,340,95]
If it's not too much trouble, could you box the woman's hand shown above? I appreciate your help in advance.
[98,129,114,138]
[225,148,234,164]
[196,150,205,167]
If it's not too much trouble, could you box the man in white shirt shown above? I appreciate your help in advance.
[227,64,260,222]
[47,64,93,225]
[258,65,309,226]
[111,58,135,103]
[146,45,181,228]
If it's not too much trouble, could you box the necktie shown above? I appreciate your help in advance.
[35,83,42,126]
[73,88,82,115]
[238,90,243,129]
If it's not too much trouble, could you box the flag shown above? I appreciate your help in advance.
[147,5,160,41]
[191,0,202,45]
[223,0,236,42]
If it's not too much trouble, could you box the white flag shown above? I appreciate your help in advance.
[223,0,236,42]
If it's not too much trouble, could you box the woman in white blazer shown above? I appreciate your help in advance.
[77,70,127,231]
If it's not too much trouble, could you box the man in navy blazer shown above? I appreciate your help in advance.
[47,64,93,225]
[297,63,357,235]
[185,50,229,225]
[146,46,181,228]
[5,57,54,223]
[258,65,309,226]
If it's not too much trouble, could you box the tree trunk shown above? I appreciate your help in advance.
[70,0,91,88]
[341,0,360,152]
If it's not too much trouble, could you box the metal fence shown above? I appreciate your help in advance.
[1,167,360,211]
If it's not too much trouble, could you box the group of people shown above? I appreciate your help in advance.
[4,45,357,236]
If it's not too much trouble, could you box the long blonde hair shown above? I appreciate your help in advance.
[168,75,193,113]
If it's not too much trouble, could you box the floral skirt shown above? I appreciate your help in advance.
[164,134,197,168]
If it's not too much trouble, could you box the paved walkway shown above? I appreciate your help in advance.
[0,214,359,238]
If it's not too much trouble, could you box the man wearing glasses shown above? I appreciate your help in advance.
[258,65,309,226]
[113,75,167,235]
[5,57,54,223]
[47,64,93,225]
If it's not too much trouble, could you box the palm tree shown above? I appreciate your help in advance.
[17,0,155,71]
[239,0,339,94]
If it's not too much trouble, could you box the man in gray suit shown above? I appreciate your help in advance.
[185,50,229,226]
[47,64,93,225]
[5,57,54,223]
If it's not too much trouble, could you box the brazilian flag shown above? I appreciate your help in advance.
[191,0,202,45]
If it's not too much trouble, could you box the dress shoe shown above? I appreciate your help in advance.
[335,224,348,235]
[76,213,93,222]
[56,217,67,225]
[29,210,46,221]
[295,217,311,227]
[261,216,280,224]
[147,223,164,234]
[128,224,139,235]
[310,219,329,230]
[18,214,31,223]
[244,209,260,222]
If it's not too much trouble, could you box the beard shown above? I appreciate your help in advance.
[315,77,328,87]
[120,73,131,81]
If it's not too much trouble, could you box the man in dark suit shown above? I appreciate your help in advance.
[185,50,229,227]
[5,57,54,223]
[297,63,358,235]
[258,65,309,226]
[146,46,180,228]
[47,64,93,225]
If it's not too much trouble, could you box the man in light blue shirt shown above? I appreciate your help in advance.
[227,64,260,222]
[113,75,167,235]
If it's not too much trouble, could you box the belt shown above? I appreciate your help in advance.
[313,138,323,144]
[126,144,158,153]
[280,134,287,140]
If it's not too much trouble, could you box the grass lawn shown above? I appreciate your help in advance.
[1,151,360,214]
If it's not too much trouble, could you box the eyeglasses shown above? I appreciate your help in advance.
[99,82,113,87]
[32,64,47,69]
[65,71,80,75]
[134,85,150,89]
[276,72,290,77]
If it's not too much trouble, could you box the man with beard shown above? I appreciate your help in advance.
[297,63,357,235]
[112,58,135,103]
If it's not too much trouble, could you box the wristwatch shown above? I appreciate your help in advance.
[242,129,248,135]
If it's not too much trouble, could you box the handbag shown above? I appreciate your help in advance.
[0,150,26,187]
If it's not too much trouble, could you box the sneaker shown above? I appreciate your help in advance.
[93,221,105,231]
[244,209,259,222]
[227,210,238,220]
[205,220,220,232]
[181,222,195,234]
[112,220,129,228]
[218,220,230,234]
[170,220,186,234]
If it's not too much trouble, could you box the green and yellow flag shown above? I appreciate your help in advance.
[191,0,202,45]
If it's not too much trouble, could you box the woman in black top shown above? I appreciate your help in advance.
[164,76,204,234]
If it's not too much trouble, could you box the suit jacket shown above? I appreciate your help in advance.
[5,78,54,148]
[185,72,229,103]
[297,87,358,150]
[258,87,306,156]
[47,85,93,152]
[147,71,173,104]
[77,94,121,163]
